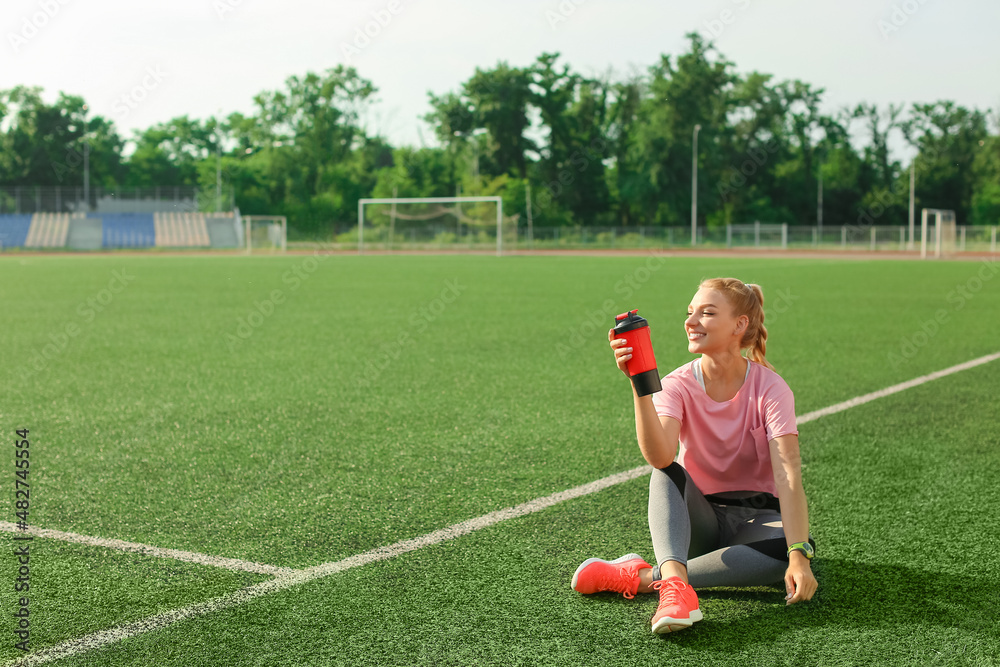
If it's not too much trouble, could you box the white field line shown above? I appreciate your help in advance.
[794,351,1000,424]
[8,351,998,667]
[0,522,295,576]
[5,468,650,667]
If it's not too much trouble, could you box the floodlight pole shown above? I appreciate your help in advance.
[496,199,502,257]
[215,143,222,213]
[82,104,90,212]
[389,186,398,253]
[817,167,823,235]
[358,199,364,255]
[215,111,223,213]
[691,124,701,247]
[920,208,928,259]
[908,162,915,250]
[526,182,533,251]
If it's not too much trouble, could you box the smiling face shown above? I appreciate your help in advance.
[685,287,748,355]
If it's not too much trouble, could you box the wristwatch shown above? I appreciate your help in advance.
[787,541,815,560]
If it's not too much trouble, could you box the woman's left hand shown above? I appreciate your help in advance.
[784,558,817,605]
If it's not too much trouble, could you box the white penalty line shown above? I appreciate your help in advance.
[9,351,999,666]
[0,522,296,577]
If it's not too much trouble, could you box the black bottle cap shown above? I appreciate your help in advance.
[613,309,649,334]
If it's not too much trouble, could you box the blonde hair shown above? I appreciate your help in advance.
[698,277,773,370]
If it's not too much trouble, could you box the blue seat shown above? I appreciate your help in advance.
[91,213,156,248]
[0,214,33,248]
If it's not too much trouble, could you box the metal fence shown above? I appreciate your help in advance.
[516,223,999,252]
[0,186,230,214]
[304,222,999,253]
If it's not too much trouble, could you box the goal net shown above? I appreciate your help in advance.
[357,197,512,256]
[920,209,956,259]
[244,216,287,254]
[726,222,788,249]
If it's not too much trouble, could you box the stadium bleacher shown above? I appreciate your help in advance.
[154,212,211,247]
[95,213,156,248]
[0,210,242,250]
[25,212,71,247]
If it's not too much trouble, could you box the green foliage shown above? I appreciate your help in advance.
[903,102,990,225]
[126,115,218,187]
[463,62,535,179]
[0,86,123,187]
[970,128,1000,225]
[3,42,997,229]
[971,181,1000,226]
[372,146,456,200]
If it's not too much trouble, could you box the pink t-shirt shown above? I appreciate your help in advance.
[651,360,798,496]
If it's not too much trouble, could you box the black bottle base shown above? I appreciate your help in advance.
[630,369,662,396]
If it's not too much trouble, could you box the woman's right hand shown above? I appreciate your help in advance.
[608,328,633,376]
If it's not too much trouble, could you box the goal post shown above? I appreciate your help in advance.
[725,222,788,249]
[244,216,287,254]
[358,196,504,256]
[920,209,956,259]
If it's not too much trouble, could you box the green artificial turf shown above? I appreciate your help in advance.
[0,538,269,663]
[1,253,998,665]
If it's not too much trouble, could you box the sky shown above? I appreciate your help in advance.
[3,0,999,160]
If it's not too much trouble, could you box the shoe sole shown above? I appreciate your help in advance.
[571,553,644,592]
[651,609,703,634]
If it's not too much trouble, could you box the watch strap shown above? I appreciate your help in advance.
[786,541,814,559]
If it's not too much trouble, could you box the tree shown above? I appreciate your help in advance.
[803,107,866,230]
[462,62,534,179]
[716,71,789,226]
[529,53,579,188]
[126,115,215,187]
[372,146,456,200]
[605,76,646,226]
[559,78,612,225]
[527,53,611,226]
[853,102,905,192]
[970,116,1000,226]
[5,52,996,238]
[633,34,737,226]
[224,66,378,232]
[902,101,989,226]
[0,87,123,187]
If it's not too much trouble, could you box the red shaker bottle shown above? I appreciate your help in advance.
[613,309,662,396]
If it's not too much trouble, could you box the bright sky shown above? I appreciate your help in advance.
[3,0,998,159]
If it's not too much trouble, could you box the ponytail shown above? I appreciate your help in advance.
[743,283,773,370]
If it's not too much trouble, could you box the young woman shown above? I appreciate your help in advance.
[571,277,817,633]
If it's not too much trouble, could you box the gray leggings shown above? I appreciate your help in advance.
[649,463,791,588]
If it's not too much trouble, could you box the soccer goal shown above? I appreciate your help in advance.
[244,215,287,254]
[725,222,789,249]
[357,196,507,256]
[920,209,956,259]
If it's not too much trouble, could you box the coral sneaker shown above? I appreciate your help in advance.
[650,576,702,633]
[571,553,651,599]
